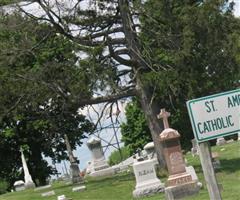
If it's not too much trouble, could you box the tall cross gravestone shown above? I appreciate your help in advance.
[158,109,200,200]
[20,148,35,189]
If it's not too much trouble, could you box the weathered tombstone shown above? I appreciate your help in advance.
[64,134,83,184]
[132,159,164,198]
[216,137,226,146]
[87,137,109,171]
[70,162,82,183]
[191,139,199,157]
[41,190,55,197]
[87,137,114,177]
[212,152,221,169]
[20,148,35,189]
[226,139,234,143]
[158,109,200,200]
[144,142,155,160]
[14,180,25,192]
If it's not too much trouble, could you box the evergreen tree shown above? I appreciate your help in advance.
[123,0,240,149]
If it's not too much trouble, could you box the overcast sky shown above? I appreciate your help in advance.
[234,0,240,16]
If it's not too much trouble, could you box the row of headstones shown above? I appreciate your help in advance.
[85,109,203,199]
[132,109,202,199]
[132,109,240,199]
[134,109,204,199]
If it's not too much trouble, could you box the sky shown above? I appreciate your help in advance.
[234,0,240,16]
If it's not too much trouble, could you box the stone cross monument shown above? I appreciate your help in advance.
[158,108,170,129]
[158,109,200,199]
[20,148,35,189]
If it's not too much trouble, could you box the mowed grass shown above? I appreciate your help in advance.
[0,141,239,200]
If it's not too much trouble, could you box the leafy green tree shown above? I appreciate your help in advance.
[7,0,167,167]
[126,0,240,148]
[0,14,93,186]
[121,99,151,154]
[0,0,16,6]
[108,146,131,166]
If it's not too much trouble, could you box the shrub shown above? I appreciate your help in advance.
[0,180,8,195]
[108,146,131,166]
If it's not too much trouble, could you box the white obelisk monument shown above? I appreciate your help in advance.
[20,148,35,189]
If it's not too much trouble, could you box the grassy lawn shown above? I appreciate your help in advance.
[0,141,239,200]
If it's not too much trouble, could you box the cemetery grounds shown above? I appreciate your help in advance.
[0,141,239,200]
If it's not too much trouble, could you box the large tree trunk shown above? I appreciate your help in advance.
[136,79,166,167]
[119,0,166,168]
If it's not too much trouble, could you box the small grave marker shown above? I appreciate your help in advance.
[216,137,226,146]
[72,185,86,192]
[41,190,55,197]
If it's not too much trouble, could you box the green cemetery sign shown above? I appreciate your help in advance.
[187,89,240,142]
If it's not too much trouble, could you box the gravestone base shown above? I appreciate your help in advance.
[212,160,221,169]
[133,180,164,198]
[15,185,25,192]
[25,181,35,189]
[165,180,200,200]
[89,167,115,177]
[70,163,83,184]
[92,158,109,171]
[167,172,192,186]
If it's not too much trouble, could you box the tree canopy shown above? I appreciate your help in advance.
[0,14,93,186]
[121,0,240,149]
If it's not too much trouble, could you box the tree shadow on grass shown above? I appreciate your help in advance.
[219,158,240,174]
[87,172,135,189]
[190,158,240,175]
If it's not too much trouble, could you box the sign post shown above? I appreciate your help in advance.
[187,89,240,200]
